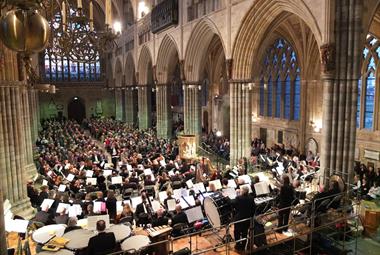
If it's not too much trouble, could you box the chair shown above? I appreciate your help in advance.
[171,223,188,237]
[123,188,133,200]
[172,181,182,190]
[145,185,155,198]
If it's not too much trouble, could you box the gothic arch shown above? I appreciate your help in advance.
[137,45,153,85]
[184,18,227,82]
[156,35,180,84]
[125,52,136,86]
[232,0,323,79]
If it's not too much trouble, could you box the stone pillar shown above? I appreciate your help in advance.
[115,88,123,121]
[28,89,39,142]
[156,83,171,138]
[0,187,6,255]
[0,82,34,217]
[229,81,252,166]
[21,87,37,180]
[320,0,362,181]
[183,83,201,139]
[125,87,137,126]
[138,84,152,129]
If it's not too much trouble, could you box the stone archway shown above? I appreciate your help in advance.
[68,97,86,123]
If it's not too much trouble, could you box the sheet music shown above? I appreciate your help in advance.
[103,170,112,177]
[58,184,66,192]
[41,199,55,210]
[238,175,251,184]
[193,183,206,193]
[5,219,29,233]
[144,168,152,175]
[56,203,70,214]
[111,176,123,184]
[158,191,168,203]
[151,200,162,212]
[254,182,270,196]
[186,179,194,189]
[100,161,105,168]
[116,201,123,214]
[93,201,106,214]
[130,196,142,209]
[168,170,175,176]
[86,178,97,185]
[160,159,166,167]
[181,196,195,207]
[227,179,237,188]
[173,189,183,200]
[209,179,222,190]
[127,164,133,171]
[86,170,94,177]
[68,204,82,217]
[222,187,237,199]
[66,174,75,182]
[167,199,176,211]
[87,215,110,230]
[137,164,144,170]
[42,179,48,186]
[174,162,179,169]
[185,206,204,223]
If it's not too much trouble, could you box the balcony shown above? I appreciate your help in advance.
[151,0,179,34]
[187,0,224,22]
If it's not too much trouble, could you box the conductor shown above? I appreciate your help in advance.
[232,185,256,251]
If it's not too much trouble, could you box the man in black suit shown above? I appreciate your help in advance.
[152,208,169,227]
[87,220,116,255]
[232,185,256,250]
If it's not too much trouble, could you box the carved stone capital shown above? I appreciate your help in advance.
[320,44,335,74]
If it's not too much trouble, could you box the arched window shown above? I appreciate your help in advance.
[259,38,301,120]
[358,34,378,129]
[42,10,102,82]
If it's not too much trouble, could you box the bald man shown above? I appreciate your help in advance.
[152,208,169,227]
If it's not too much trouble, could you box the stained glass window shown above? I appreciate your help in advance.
[259,38,300,120]
[42,10,102,82]
[358,34,378,130]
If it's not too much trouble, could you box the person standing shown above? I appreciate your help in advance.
[277,175,295,233]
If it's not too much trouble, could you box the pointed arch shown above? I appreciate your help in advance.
[156,35,180,84]
[125,52,136,86]
[137,45,153,85]
[232,0,322,79]
[184,18,226,82]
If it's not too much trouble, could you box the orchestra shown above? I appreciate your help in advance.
[23,118,350,255]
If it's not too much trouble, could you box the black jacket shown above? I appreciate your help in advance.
[87,232,116,255]
[232,194,256,221]
[279,185,295,208]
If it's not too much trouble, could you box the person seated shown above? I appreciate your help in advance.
[64,217,82,233]
[87,220,116,255]
[171,205,188,237]
[34,205,53,225]
[135,193,153,226]
[54,209,69,224]
[118,204,134,225]
[152,208,169,227]
[366,183,380,200]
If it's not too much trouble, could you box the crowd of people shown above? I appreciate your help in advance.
[24,118,363,254]
[201,131,230,161]
[353,162,380,200]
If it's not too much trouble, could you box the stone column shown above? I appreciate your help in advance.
[156,83,171,138]
[229,81,252,166]
[125,86,137,126]
[320,0,362,181]
[138,84,152,129]
[114,88,123,121]
[28,89,39,142]
[0,82,34,217]
[0,187,6,255]
[183,83,201,139]
[21,87,37,180]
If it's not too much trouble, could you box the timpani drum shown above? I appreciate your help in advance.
[32,224,67,244]
[37,249,74,255]
[63,229,96,250]
[106,224,131,242]
[204,192,231,228]
[121,235,151,254]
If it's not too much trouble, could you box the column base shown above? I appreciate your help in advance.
[11,198,35,220]
[25,163,37,181]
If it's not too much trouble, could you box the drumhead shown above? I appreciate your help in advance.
[204,197,221,228]
[121,235,150,252]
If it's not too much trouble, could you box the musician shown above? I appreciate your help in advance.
[135,193,153,226]
[27,180,39,207]
[54,208,69,224]
[152,208,169,227]
[232,186,256,251]
[87,220,116,255]
[64,217,82,233]
[277,175,295,233]
[37,185,49,207]
[171,205,188,237]
[106,191,117,221]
